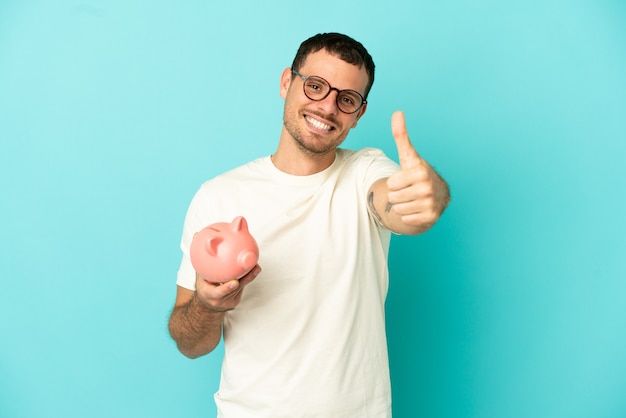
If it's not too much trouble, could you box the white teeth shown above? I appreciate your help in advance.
[307,116,331,131]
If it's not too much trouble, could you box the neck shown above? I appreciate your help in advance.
[271,130,337,176]
[271,149,336,176]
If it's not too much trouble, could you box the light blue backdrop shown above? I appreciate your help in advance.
[1,1,625,417]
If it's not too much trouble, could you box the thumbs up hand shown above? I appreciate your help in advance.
[384,111,450,233]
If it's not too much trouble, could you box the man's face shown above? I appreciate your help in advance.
[280,50,369,157]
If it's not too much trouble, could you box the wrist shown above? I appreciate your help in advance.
[190,291,228,316]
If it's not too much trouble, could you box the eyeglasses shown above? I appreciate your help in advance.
[292,70,367,114]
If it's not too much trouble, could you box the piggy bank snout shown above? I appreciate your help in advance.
[238,250,258,270]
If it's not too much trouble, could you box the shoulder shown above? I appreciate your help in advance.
[338,147,392,162]
[331,148,399,193]
[337,148,399,171]
[199,156,269,189]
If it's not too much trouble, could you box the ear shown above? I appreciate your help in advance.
[351,102,368,128]
[279,67,293,99]
[205,236,223,256]
[231,216,249,232]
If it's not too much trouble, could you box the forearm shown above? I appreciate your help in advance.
[371,191,431,235]
[168,292,225,359]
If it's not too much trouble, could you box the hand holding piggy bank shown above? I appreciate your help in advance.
[190,216,260,283]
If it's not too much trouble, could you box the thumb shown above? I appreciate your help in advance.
[392,110,421,170]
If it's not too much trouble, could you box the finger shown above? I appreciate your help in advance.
[197,277,237,295]
[210,265,261,293]
[238,265,262,286]
[391,111,421,170]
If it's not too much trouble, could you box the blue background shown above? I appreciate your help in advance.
[1,1,625,417]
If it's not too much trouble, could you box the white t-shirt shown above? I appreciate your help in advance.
[177,148,400,418]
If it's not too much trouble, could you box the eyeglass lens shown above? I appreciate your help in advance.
[302,76,363,114]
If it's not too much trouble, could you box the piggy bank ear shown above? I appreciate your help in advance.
[205,236,223,256]
[231,216,249,232]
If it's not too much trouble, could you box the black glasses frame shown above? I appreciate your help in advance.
[291,69,367,114]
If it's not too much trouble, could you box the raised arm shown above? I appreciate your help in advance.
[368,111,450,235]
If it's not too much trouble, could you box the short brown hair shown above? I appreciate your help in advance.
[291,33,375,99]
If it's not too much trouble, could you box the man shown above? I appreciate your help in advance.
[168,32,450,417]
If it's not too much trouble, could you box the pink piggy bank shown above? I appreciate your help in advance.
[190,216,259,283]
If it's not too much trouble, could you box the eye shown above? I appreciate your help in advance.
[304,77,328,96]
[339,91,362,110]
[339,95,356,107]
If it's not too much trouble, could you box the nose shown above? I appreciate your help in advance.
[315,88,340,114]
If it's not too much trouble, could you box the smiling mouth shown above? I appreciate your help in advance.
[305,115,334,132]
